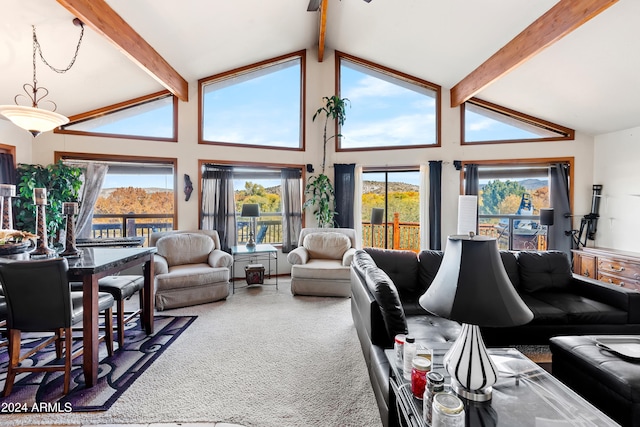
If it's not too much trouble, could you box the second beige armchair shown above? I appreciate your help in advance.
[287,228,359,297]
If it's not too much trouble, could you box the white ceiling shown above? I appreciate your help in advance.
[1,0,637,136]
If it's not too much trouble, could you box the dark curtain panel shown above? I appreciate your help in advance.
[429,161,442,250]
[201,164,236,252]
[464,163,479,196]
[333,163,355,228]
[281,168,302,253]
[549,163,572,256]
[0,153,16,184]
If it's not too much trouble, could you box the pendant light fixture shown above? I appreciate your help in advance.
[0,19,84,137]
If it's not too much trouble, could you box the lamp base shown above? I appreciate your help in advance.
[444,323,498,403]
[450,380,493,402]
[245,231,256,249]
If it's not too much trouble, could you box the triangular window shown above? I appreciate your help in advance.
[462,98,574,145]
[57,91,177,141]
[338,52,440,150]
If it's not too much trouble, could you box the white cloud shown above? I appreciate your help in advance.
[344,114,436,147]
[344,76,406,101]
[468,118,495,132]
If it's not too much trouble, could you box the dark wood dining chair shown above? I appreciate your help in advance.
[0,257,115,396]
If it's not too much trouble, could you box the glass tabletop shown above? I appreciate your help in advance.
[386,343,619,426]
[231,244,277,255]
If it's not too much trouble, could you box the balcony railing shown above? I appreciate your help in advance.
[362,212,420,252]
[478,214,547,251]
[237,212,282,245]
[91,214,174,246]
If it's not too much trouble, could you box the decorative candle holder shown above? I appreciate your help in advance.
[30,188,55,258]
[60,202,80,257]
[0,184,16,230]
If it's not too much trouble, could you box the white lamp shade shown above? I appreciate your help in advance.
[0,105,69,137]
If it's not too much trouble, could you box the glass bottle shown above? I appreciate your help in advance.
[423,371,444,425]
[410,356,431,399]
[402,335,416,380]
[394,334,406,368]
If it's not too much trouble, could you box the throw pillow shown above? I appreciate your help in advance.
[518,250,572,293]
[157,233,214,267]
[364,267,408,340]
[303,232,351,259]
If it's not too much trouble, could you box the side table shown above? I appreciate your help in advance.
[230,244,278,293]
[386,342,618,426]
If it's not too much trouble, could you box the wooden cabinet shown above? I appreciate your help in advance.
[572,247,640,292]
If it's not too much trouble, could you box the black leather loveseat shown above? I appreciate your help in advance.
[351,247,640,427]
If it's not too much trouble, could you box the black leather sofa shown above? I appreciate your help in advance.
[351,247,640,427]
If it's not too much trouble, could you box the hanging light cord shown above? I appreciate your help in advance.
[33,22,84,74]
[16,21,84,110]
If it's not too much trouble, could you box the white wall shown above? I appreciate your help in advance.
[1,47,599,264]
[593,127,640,252]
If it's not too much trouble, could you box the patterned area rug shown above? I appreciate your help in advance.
[0,315,196,413]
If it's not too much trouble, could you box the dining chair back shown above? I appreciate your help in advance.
[0,257,114,396]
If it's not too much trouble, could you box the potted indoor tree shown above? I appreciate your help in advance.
[304,95,350,227]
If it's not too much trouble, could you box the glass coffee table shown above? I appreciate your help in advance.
[386,342,619,426]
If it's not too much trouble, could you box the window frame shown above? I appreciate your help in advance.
[458,157,574,251]
[197,159,306,246]
[335,51,441,152]
[461,98,575,145]
[54,151,178,229]
[55,91,178,142]
[198,50,306,151]
[361,165,421,250]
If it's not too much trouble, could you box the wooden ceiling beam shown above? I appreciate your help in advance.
[317,0,329,62]
[56,0,189,102]
[450,0,618,108]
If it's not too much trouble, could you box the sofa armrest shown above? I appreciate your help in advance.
[208,250,233,268]
[287,247,309,265]
[154,254,169,275]
[571,273,640,323]
[342,248,356,266]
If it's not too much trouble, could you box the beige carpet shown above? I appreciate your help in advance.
[2,280,382,427]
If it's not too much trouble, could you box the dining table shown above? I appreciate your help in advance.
[0,246,156,388]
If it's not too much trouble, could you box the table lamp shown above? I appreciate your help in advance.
[241,203,260,249]
[539,208,554,250]
[419,233,533,402]
[370,207,384,247]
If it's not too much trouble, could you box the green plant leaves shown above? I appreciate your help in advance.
[303,173,336,228]
[14,160,82,243]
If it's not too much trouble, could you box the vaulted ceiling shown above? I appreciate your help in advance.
[1,0,638,136]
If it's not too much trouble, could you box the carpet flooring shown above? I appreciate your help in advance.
[0,315,196,412]
[0,282,382,427]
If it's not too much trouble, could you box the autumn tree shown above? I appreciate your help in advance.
[480,180,527,215]
[94,187,174,215]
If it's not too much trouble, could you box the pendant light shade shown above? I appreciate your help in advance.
[0,105,69,137]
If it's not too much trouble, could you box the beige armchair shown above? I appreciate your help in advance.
[287,228,358,297]
[150,230,233,310]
